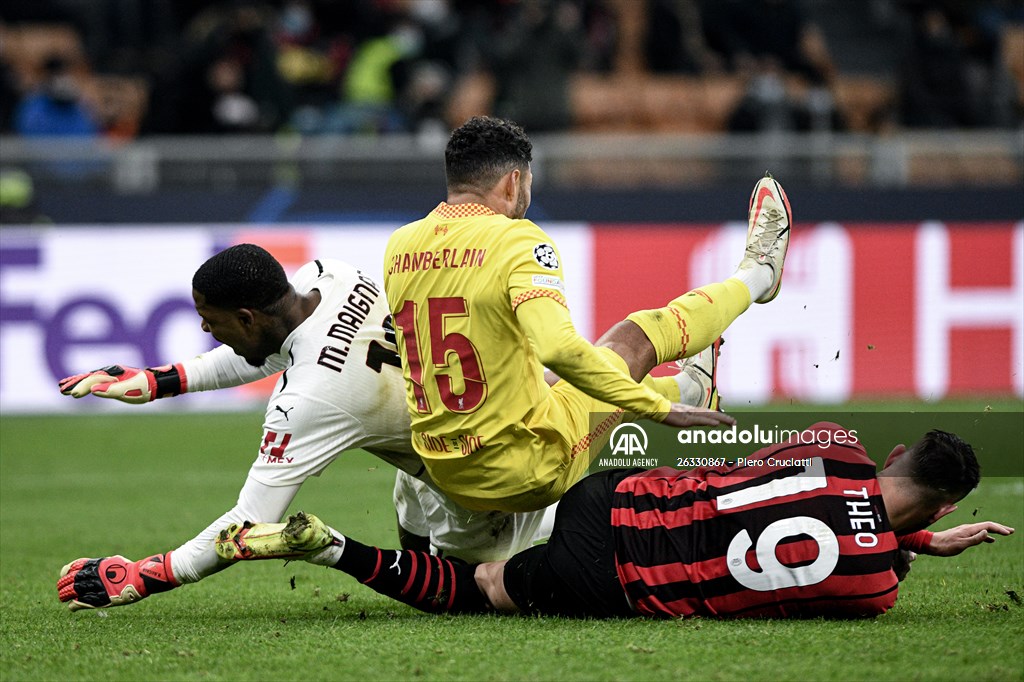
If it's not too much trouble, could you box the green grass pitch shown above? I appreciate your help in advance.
[1,407,1022,682]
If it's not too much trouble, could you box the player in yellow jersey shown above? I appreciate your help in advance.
[384,116,792,513]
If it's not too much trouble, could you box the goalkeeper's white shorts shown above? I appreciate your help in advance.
[393,469,557,564]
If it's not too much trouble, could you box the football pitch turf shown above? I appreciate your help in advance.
[1,405,1022,682]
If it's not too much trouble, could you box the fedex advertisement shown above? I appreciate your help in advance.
[1,221,1020,413]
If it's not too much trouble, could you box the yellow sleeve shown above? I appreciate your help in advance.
[505,221,571,310]
[515,295,672,420]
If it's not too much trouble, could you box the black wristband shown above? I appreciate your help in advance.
[150,366,184,399]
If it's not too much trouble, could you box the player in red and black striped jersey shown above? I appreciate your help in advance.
[221,421,1013,620]
[612,422,921,618]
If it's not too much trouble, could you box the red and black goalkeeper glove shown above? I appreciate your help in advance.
[58,364,187,404]
[57,554,178,611]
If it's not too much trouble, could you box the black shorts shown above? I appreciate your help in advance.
[501,468,643,618]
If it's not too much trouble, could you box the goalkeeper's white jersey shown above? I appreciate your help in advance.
[179,259,553,563]
[186,259,417,485]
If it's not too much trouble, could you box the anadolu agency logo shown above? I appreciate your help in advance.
[609,423,648,456]
[598,423,660,468]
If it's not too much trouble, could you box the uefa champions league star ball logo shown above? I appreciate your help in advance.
[533,244,559,270]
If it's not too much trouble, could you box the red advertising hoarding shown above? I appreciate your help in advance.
[593,221,1022,402]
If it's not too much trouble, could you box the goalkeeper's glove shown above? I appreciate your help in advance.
[57,554,179,611]
[58,364,187,404]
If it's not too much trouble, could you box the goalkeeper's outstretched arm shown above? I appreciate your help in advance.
[57,344,290,404]
[59,363,188,404]
[57,476,301,611]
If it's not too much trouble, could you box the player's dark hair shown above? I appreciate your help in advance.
[192,244,291,312]
[445,116,533,193]
[904,430,980,501]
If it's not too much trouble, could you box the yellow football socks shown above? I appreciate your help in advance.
[644,375,682,403]
[627,278,750,364]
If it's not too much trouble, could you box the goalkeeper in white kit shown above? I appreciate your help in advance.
[55,244,559,610]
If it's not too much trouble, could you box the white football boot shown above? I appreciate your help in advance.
[672,336,723,410]
[738,173,792,303]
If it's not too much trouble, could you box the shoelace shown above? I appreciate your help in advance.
[673,351,714,379]
[746,206,789,261]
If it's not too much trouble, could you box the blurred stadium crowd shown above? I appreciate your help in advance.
[1,0,1022,142]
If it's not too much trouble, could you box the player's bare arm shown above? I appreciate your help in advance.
[924,522,1014,557]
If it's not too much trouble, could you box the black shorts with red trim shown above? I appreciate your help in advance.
[501,468,643,618]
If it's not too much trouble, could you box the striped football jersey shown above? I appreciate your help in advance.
[612,422,900,618]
